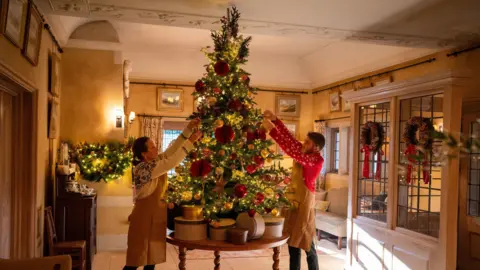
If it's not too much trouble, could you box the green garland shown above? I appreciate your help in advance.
[68,138,134,182]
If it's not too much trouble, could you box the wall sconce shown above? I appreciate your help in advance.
[115,109,124,128]
[128,111,136,124]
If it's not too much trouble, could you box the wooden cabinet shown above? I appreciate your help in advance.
[55,173,97,270]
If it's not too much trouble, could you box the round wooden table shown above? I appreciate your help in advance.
[166,232,289,270]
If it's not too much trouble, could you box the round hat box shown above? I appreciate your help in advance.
[209,218,236,241]
[262,216,285,239]
[174,217,207,241]
[235,212,265,240]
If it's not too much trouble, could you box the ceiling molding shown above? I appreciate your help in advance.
[40,0,462,48]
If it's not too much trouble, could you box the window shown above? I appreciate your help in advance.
[331,128,340,172]
[468,121,480,216]
[162,121,188,176]
[397,94,443,238]
[357,102,390,222]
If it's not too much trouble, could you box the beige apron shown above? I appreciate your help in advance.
[283,162,316,251]
[126,175,167,266]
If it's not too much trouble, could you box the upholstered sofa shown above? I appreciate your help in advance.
[315,187,348,249]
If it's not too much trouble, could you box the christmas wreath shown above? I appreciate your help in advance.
[360,121,384,180]
[68,139,134,182]
[402,117,434,184]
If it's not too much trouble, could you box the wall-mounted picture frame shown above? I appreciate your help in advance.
[275,95,301,118]
[329,91,341,112]
[4,0,27,48]
[48,52,60,96]
[47,100,58,139]
[341,90,354,112]
[22,1,42,65]
[283,119,299,139]
[157,88,184,112]
[0,0,8,35]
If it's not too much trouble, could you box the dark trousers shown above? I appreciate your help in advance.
[288,241,319,270]
[123,265,155,270]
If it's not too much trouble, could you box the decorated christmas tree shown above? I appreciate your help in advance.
[167,7,290,221]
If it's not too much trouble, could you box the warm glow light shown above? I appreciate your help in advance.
[128,111,136,124]
[115,108,124,128]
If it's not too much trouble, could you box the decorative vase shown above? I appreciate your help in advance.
[182,205,204,220]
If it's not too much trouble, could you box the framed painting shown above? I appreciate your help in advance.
[48,52,60,96]
[329,91,341,112]
[275,95,300,118]
[22,1,42,65]
[4,0,27,48]
[341,90,354,112]
[157,88,184,112]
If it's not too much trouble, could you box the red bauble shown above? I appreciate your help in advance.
[255,192,265,204]
[234,184,248,198]
[247,129,267,142]
[246,164,258,174]
[248,209,256,217]
[202,148,212,157]
[213,87,222,94]
[283,177,291,185]
[214,60,230,76]
[215,125,235,144]
[190,159,212,178]
[264,207,272,213]
[195,80,206,93]
[254,155,264,166]
[228,99,243,111]
[230,153,238,160]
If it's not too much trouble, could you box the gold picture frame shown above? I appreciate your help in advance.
[49,52,61,96]
[275,95,301,118]
[329,91,341,112]
[157,88,184,112]
[341,90,354,112]
[22,0,42,65]
[4,0,27,48]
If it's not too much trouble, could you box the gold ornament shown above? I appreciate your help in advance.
[181,191,193,201]
[176,176,184,182]
[218,149,226,156]
[215,167,224,176]
[242,132,248,138]
[266,158,273,163]
[261,149,269,159]
[207,97,217,106]
[224,202,233,210]
[265,188,274,199]
[194,193,202,200]
[238,141,244,148]
[271,208,279,217]
[245,103,252,109]
[215,119,224,128]
[248,91,253,97]
[248,144,255,150]
[167,202,175,209]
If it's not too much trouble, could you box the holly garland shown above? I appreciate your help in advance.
[67,138,134,182]
[402,117,434,184]
[360,121,384,180]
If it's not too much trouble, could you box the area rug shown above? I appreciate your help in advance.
[173,244,326,260]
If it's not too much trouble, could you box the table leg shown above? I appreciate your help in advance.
[179,246,186,270]
[272,247,280,270]
[214,250,220,270]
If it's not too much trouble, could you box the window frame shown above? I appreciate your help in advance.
[331,128,340,173]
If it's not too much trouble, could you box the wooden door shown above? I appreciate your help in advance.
[458,113,480,269]
[0,90,13,259]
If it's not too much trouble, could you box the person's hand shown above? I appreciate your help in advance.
[187,118,201,130]
[189,130,203,143]
[263,110,277,121]
[262,119,274,132]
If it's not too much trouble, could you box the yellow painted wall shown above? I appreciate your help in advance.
[0,27,60,256]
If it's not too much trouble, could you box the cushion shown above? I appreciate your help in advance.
[325,187,348,217]
[315,211,347,237]
[314,200,330,211]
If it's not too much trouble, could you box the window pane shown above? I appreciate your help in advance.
[357,102,390,223]
[162,129,183,176]
[397,94,443,238]
[332,129,340,171]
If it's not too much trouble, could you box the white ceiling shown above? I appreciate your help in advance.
[37,0,479,88]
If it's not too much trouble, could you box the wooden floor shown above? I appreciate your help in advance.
[93,239,345,270]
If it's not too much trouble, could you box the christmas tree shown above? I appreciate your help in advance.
[167,7,290,221]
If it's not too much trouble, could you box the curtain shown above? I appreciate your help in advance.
[140,116,163,154]
[314,121,328,190]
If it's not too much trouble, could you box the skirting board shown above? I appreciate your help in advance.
[98,234,128,251]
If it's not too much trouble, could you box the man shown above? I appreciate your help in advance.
[263,110,325,270]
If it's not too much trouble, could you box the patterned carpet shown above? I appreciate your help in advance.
[174,244,326,260]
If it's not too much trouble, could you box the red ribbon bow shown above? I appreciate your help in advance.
[361,146,371,179]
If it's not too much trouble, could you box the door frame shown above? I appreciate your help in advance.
[0,60,38,259]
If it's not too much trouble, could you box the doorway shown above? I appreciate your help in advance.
[458,111,480,269]
[0,67,37,259]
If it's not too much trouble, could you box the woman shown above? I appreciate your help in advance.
[123,118,202,270]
